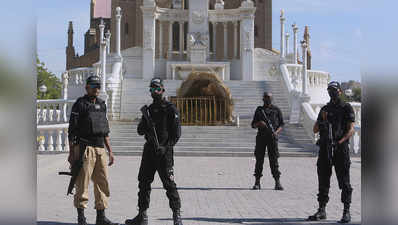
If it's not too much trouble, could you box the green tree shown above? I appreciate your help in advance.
[352,87,361,102]
[36,56,62,99]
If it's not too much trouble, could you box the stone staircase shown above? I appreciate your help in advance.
[119,79,290,122]
[109,121,316,157]
[112,78,316,157]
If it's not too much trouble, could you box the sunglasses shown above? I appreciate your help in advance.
[149,87,163,92]
[88,84,101,89]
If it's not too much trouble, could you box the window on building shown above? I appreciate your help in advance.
[125,23,129,35]
[254,25,258,37]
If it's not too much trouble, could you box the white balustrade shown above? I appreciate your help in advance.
[67,67,95,87]
[37,99,75,125]
[37,124,69,152]
[285,64,330,92]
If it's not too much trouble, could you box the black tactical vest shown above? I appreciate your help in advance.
[78,98,109,138]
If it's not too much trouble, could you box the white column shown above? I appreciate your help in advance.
[223,22,228,59]
[212,22,217,56]
[168,21,173,58]
[233,21,238,59]
[105,30,111,55]
[141,1,156,80]
[172,65,176,80]
[115,7,122,57]
[159,20,163,58]
[61,72,68,122]
[292,23,298,64]
[101,41,107,94]
[301,41,308,96]
[240,15,255,80]
[280,10,285,59]
[285,32,290,56]
[179,21,184,58]
[99,20,105,66]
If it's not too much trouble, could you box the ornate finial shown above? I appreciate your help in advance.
[280,9,284,18]
[105,30,111,39]
[116,6,121,16]
[304,26,310,44]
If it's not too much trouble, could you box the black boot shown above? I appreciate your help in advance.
[77,208,87,225]
[338,204,351,223]
[173,209,183,225]
[307,203,327,221]
[252,177,261,190]
[125,210,148,225]
[96,209,118,225]
[274,178,284,191]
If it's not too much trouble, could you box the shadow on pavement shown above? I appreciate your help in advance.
[37,222,76,225]
[152,187,275,191]
[158,217,361,224]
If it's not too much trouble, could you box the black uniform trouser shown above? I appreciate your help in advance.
[254,134,281,180]
[137,144,181,211]
[317,141,353,205]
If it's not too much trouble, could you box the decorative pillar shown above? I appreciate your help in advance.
[212,22,217,55]
[240,0,255,80]
[61,72,68,122]
[105,30,111,55]
[168,21,173,58]
[301,41,308,96]
[99,20,105,64]
[159,21,163,58]
[115,7,122,57]
[172,65,176,80]
[141,0,156,80]
[223,22,228,59]
[280,9,285,59]
[179,21,184,58]
[233,21,238,59]
[101,41,107,95]
[292,23,298,64]
[285,32,290,56]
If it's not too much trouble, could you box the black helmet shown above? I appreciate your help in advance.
[86,75,101,85]
[149,78,163,87]
[327,81,341,91]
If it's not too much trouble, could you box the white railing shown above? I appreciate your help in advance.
[37,124,69,152]
[67,67,96,87]
[302,102,361,156]
[307,70,329,89]
[283,64,302,93]
[37,99,75,125]
[283,64,330,93]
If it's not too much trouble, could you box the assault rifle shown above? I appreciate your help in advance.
[58,143,87,195]
[140,105,160,151]
[260,108,278,140]
[327,122,336,166]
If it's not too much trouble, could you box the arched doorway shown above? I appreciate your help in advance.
[170,71,234,125]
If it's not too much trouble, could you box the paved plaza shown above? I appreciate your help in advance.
[38,155,361,225]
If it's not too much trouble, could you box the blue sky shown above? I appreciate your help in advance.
[36,0,363,82]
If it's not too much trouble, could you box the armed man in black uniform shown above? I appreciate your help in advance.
[125,78,183,225]
[251,92,284,191]
[307,81,355,223]
[67,76,118,225]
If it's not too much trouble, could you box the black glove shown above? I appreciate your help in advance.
[157,145,168,155]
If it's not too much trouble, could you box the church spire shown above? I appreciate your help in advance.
[67,21,74,47]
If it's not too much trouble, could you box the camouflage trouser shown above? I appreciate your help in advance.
[254,134,281,180]
[74,146,110,210]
